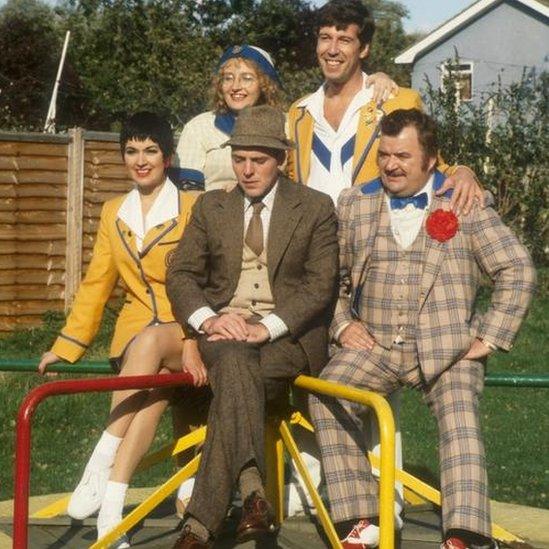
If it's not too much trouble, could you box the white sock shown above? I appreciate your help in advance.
[88,431,123,470]
[97,480,128,530]
[176,477,195,501]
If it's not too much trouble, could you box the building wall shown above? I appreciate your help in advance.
[411,1,549,102]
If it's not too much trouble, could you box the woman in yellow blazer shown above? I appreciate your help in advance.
[37,112,204,547]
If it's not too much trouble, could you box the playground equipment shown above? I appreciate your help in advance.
[6,359,545,548]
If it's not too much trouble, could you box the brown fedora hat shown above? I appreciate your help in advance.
[222,105,295,150]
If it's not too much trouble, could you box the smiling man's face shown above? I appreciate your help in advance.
[316,24,369,85]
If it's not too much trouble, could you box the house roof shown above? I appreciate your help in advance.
[395,0,549,64]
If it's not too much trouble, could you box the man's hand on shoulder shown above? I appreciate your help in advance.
[203,313,249,341]
[339,321,376,351]
[463,338,494,360]
[365,72,399,104]
[246,323,270,344]
[437,166,484,216]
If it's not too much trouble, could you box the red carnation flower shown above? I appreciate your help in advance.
[426,209,459,242]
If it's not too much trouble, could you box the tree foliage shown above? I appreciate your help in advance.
[366,0,414,85]
[57,0,218,128]
[424,66,548,265]
[0,0,415,130]
[0,0,61,130]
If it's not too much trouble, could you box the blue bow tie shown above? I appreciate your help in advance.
[390,192,428,210]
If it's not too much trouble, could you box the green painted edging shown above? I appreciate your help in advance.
[1,359,548,387]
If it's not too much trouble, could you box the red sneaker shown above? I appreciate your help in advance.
[441,538,468,549]
[441,538,500,549]
[340,519,379,548]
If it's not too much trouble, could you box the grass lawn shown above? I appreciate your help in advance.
[0,285,547,510]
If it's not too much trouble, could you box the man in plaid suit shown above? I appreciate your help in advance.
[310,108,536,549]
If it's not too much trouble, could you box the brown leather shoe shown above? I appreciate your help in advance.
[235,491,277,543]
[172,526,212,549]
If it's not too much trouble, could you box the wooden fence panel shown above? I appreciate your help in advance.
[0,130,131,333]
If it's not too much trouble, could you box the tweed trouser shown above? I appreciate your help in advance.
[185,336,306,534]
[309,342,491,537]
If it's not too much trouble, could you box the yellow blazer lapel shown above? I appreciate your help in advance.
[352,101,382,184]
[139,191,185,258]
[115,218,140,262]
[295,108,314,185]
[140,218,178,258]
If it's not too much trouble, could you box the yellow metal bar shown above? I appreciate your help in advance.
[289,410,314,432]
[31,495,70,519]
[491,523,523,543]
[275,434,285,524]
[136,426,206,471]
[403,486,428,506]
[91,454,201,549]
[294,375,395,549]
[279,419,342,549]
[265,420,286,524]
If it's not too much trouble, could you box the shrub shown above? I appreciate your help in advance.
[423,66,548,266]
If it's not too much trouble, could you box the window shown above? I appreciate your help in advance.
[441,62,473,102]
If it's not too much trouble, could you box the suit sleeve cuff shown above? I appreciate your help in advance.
[481,338,498,351]
[259,314,288,341]
[188,307,217,333]
[51,333,88,363]
[333,321,352,343]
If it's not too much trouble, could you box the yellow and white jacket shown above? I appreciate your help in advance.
[51,184,199,363]
[287,87,454,185]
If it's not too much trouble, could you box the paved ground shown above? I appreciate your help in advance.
[0,490,547,548]
[0,508,442,548]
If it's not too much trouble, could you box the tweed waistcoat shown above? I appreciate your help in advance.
[220,242,275,318]
[359,201,426,348]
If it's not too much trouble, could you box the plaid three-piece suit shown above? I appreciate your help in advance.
[310,171,536,536]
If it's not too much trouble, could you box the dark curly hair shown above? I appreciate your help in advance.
[380,109,438,163]
[316,0,376,47]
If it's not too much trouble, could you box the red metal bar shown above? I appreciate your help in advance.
[13,372,193,549]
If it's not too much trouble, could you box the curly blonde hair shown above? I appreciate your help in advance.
[211,57,281,113]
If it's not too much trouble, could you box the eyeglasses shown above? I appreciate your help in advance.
[220,73,257,88]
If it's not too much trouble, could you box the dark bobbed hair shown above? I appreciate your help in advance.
[119,111,174,159]
[380,109,438,162]
[316,0,375,47]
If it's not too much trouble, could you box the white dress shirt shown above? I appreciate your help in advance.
[188,182,288,341]
[386,175,434,250]
[297,73,374,205]
[117,178,179,252]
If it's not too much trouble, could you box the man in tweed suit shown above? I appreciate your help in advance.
[167,105,338,548]
[310,108,536,549]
